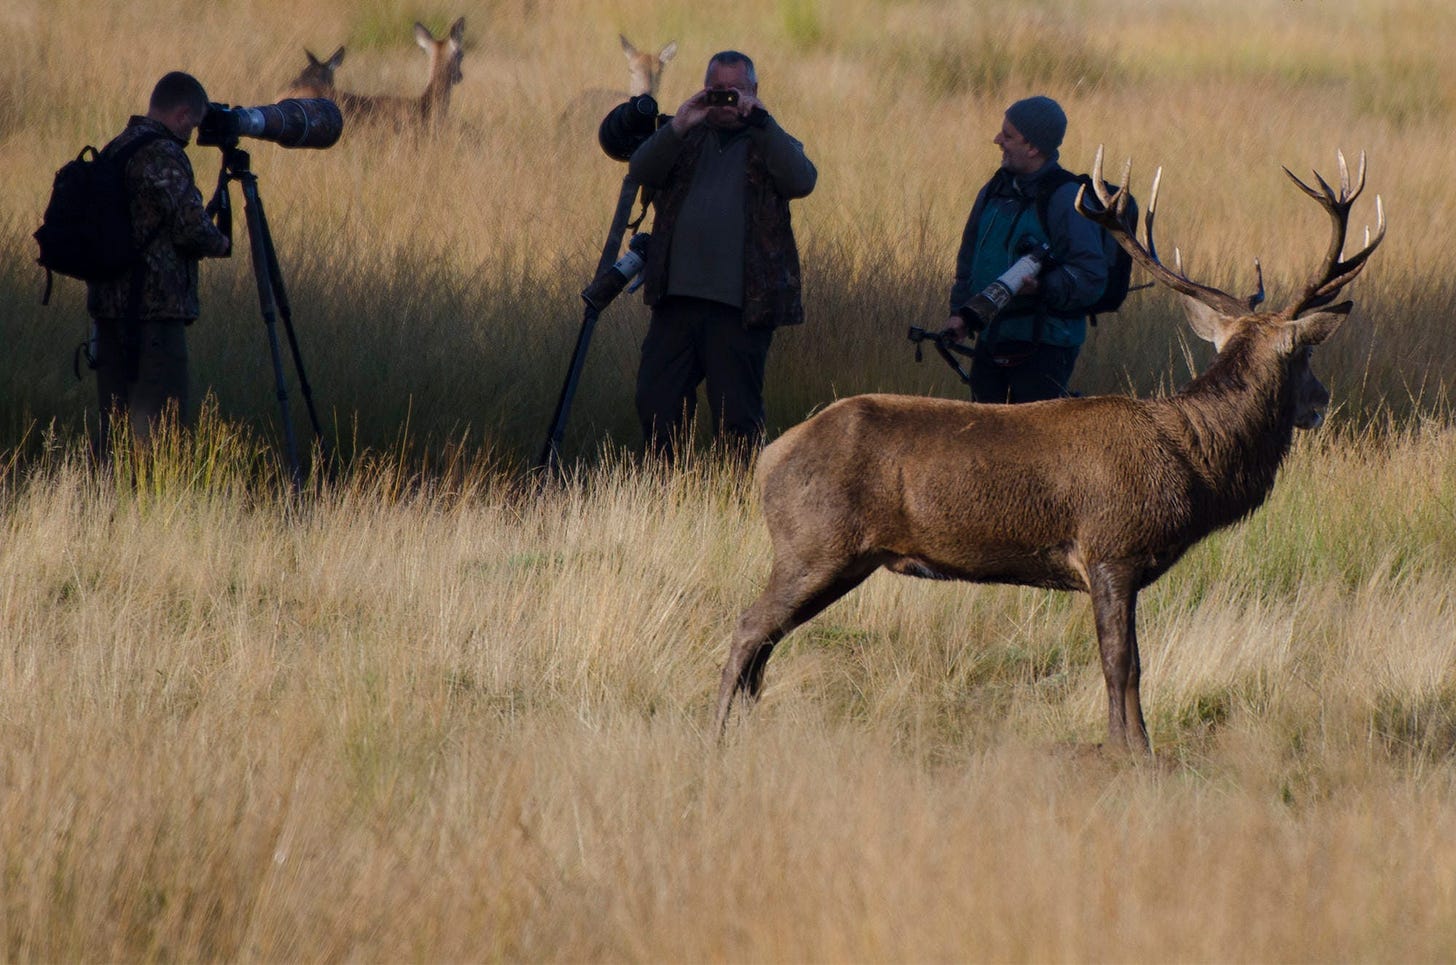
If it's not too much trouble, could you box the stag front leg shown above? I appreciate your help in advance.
[1088,562,1151,754]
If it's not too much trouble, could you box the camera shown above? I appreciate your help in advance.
[956,235,1053,332]
[197,98,343,149]
[581,232,651,310]
[598,94,661,162]
[705,89,739,107]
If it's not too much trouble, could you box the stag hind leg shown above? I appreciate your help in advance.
[714,556,882,735]
[1088,562,1151,754]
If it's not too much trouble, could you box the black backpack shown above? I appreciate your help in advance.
[1032,168,1139,323]
[33,131,163,305]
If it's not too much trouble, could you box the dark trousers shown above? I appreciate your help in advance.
[94,317,190,451]
[969,340,1079,404]
[635,296,773,460]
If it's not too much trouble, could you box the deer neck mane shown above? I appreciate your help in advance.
[1166,331,1298,518]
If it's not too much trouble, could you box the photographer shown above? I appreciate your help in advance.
[87,71,231,451]
[600,50,817,462]
[945,96,1108,403]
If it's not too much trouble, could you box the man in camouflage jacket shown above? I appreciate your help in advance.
[607,50,816,461]
[87,71,231,450]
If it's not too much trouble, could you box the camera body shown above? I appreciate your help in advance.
[197,98,344,150]
[705,89,739,107]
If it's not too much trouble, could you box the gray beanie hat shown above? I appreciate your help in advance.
[1004,95,1067,159]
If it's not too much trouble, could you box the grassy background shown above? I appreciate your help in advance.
[4,421,1456,959]
[4,0,1456,959]
[3,0,1453,463]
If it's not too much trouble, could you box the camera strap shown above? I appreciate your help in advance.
[627,185,653,232]
[910,328,975,386]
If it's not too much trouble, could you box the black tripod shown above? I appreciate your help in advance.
[215,143,327,489]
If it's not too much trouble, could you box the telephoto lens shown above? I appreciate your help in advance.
[198,98,343,149]
[581,232,651,310]
[959,238,1053,331]
[598,94,660,161]
[248,98,344,148]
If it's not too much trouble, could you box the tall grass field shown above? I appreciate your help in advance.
[4,0,1456,959]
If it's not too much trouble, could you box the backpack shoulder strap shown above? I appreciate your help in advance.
[1032,168,1087,236]
[963,168,1013,239]
[115,131,171,248]
[112,132,168,321]
[105,129,166,168]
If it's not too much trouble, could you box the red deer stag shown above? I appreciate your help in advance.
[715,149,1385,753]
[282,18,465,130]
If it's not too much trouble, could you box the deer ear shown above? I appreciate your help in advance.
[1180,295,1228,345]
[620,35,638,57]
[415,22,435,48]
[328,47,345,69]
[659,41,678,63]
[1288,301,1353,347]
[450,17,465,43]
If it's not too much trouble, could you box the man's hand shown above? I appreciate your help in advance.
[945,314,969,342]
[670,89,711,135]
[205,177,232,250]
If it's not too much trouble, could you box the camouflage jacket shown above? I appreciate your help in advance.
[633,118,814,330]
[86,117,230,321]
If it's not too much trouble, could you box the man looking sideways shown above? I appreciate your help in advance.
[945,95,1109,403]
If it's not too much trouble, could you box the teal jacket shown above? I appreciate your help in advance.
[949,163,1110,348]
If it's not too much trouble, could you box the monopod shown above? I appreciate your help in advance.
[536,173,645,476]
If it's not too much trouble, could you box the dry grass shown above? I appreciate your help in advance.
[4,0,1456,959]
[3,420,1456,960]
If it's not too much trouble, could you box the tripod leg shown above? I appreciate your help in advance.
[257,207,330,464]
[235,169,304,490]
[537,305,601,472]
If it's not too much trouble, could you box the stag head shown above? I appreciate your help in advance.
[1075,148,1386,430]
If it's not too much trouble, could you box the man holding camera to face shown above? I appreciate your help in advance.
[87,71,232,451]
[600,50,817,462]
[945,96,1110,404]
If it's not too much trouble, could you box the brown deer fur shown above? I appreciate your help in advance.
[714,153,1384,753]
[282,18,464,130]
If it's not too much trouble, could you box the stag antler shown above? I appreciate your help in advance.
[1074,145,1265,318]
[1283,150,1386,318]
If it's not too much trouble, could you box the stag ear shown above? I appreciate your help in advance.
[1180,295,1230,346]
[327,47,345,69]
[659,41,678,63]
[1286,301,1353,348]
